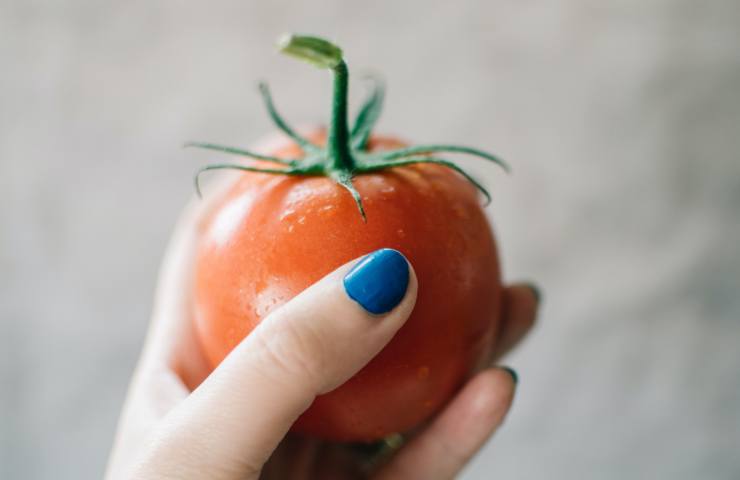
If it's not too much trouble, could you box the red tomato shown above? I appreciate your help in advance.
[193,130,502,442]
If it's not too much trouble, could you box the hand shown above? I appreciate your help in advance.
[105,177,540,480]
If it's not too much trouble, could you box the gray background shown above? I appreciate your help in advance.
[2,0,740,478]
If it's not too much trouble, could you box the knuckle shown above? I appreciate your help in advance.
[250,313,330,391]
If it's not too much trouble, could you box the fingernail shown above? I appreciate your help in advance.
[527,284,542,304]
[500,366,519,385]
[344,249,409,315]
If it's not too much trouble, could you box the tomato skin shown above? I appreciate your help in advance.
[193,131,502,442]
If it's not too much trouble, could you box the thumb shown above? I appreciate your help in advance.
[132,249,417,479]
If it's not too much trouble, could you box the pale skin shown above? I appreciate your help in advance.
[106,136,540,480]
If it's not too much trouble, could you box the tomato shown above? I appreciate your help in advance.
[190,34,505,442]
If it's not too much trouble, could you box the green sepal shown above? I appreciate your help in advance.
[190,33,508,220]
[185,141,296,165]
[258,82,320,154]
[351,75,385,150]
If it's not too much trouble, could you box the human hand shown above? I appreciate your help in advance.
[105,165,540,480]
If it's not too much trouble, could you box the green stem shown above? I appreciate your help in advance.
[278,34,355,171]
[326,60,354,171]
[190,33,509,219]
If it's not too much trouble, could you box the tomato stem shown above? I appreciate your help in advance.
[326,60,355,171]
[279,34,355,171]
[188,33,509,220]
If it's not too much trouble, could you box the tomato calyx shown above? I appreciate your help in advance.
[187,34,509,221]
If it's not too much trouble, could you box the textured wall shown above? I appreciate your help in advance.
[2,1,740,478]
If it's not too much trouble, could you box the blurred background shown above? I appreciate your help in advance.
[2,0,740,478]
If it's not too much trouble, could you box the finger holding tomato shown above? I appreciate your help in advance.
[106,34,541,480]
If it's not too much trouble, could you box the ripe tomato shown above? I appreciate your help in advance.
[189,34,507,442]
[193,129,502,442]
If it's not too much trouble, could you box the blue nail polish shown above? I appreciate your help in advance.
[343,249,409,315]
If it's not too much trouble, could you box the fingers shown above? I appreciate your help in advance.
[375,368,517,480]
[491,284,540,360]
[131,249,418,479]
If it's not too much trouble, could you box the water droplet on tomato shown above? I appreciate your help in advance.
[279,208,296,221]
[453,203,470,219]
[319,204,335,214]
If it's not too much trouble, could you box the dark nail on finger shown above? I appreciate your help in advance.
[343,249,409,315]
[526,284,542,304]
[500,366,519,385]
